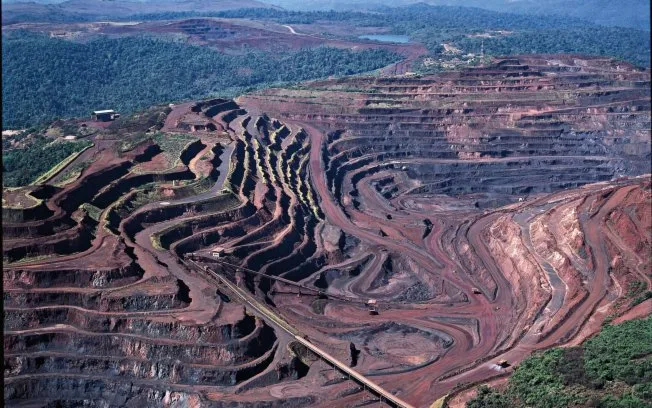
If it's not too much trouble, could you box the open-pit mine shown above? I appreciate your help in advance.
[3,55,651,407]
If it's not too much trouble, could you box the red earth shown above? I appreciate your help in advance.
[3,55,651,407]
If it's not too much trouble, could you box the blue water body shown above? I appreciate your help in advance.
[358,34,410,43]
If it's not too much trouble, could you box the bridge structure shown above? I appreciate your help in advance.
[189,253,366,304]
[182,258,416,408]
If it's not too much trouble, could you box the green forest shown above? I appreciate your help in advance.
[1,31,400,129]
[217,5,651,67]
[22,5,649,68]
[2,4,649,129]
[3,135,92,187]
[467,317,652,408]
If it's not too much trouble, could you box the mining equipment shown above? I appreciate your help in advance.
[367,299,379,315]
[211,247,227,258]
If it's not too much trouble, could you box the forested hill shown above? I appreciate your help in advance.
[3,4,649,129]
[217,5,651,67]
[1,31,400,129]
[265,0,651,31]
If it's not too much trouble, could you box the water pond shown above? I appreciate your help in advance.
[358,34,410,43]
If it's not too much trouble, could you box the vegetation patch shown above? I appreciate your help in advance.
[5,253,54,266]
[467,317,652,408]
[3,135,92,187]
[152,133,199,170]
[31,142,93,185]
[55,160,92,187]
[114,187,163,219]
[117,133,153,154]
[80,202,102,222]
[2,31,400,128]
[625,281,652,307]
[219,6,650,68]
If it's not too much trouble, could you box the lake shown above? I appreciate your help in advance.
[358,34,410,44]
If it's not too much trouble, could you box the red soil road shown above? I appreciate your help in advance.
[435,181,651,402]
[4,59,650,407]
[303,121,511,405]
[293,116,651,406]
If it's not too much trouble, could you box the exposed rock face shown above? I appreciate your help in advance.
[3,55,651,407]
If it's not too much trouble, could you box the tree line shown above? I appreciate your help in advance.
[467,317,652,408]
[2,31,400,129]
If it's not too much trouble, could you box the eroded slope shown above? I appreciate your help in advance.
[3,55,651,407]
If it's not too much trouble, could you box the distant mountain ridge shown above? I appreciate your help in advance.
[266,0,651,30]
[1,0,277,25]
[3,0,649,30]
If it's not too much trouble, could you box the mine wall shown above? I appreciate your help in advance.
[244,221,302,273]
[2,201,53,224]
[157,204,255,250]
[5,377,314,408]
[4,282,186,312]
[122,194,240,240]
[2,214,75,239]
[3,308,256,342]
[3,159,140,242]
[4,55,651,408]
[5,320,275,367]
[92,168,196,209]
[204,100,239,118]
[59,162,133,214]
[3,215,97,262]
[171,212,265,256]
[4,263,144,290]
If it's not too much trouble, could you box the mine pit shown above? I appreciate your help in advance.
[3,55,651,407]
